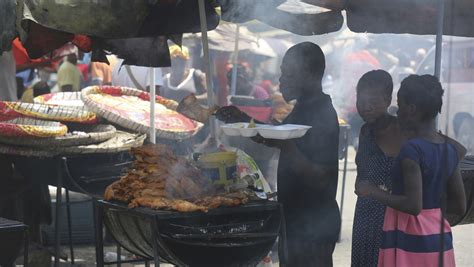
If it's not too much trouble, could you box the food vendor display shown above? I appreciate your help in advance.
[104,144,257,212]
[82,86,203,140]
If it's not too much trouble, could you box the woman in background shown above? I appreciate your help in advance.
[351,70,404,266]
[356,75,466,266]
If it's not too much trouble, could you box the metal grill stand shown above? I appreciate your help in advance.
[96,200,284,267]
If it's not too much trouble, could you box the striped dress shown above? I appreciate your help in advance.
[378,138,458,267]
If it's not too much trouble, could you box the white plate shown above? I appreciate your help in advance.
[258,124,311,140]
[220,123,245,136]
[221,123,311,140]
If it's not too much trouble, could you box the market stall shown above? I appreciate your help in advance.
[0,97,146,265]
[1,1,473,266]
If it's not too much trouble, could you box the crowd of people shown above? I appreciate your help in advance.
[0,38,468,267]
[215,42,467,267]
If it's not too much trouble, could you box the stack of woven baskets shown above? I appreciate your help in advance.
[0,86,203,157]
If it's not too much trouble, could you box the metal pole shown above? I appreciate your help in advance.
[434,0,445,79]
[198,0,216,139]
[230,25,240,96]
[54,158,63,267]
[435,2,446,266]
[338,127,349,242]
[434,0,445,131]
[149,67,156,144]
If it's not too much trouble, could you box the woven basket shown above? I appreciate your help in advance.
[55,131,146,155]
[0,101,97,124]
[0,131,145,157]
[81,86,203,140]
[34,92,87,109]
[0,124,116,148]
[0,118,67,138]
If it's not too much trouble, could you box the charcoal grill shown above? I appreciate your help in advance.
[96,200,284,267]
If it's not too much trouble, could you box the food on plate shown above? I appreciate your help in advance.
[104,144,251,212]
[248,118,256,128]
[338,118,348,125]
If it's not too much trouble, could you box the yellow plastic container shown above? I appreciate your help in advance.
[197,152,237,185]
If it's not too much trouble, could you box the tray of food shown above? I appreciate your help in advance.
[82,86,203,140]
[221,122,311,139]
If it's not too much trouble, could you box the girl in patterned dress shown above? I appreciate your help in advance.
[351,70,404,266]
[355,75,466,267]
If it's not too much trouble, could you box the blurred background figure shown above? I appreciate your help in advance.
[0,51,18,101]
[90,61,112,86]
[20,81,51,103]
[56,53,82,92]
[227,64,269,100]
[161,45,207,103]
[112,58,163,92]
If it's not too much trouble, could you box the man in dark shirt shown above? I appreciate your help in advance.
[216,42,340,266]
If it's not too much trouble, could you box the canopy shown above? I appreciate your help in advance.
[220,0,474,37]
[0,0,220,67]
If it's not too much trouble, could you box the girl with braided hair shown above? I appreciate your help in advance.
[356,75,467,267]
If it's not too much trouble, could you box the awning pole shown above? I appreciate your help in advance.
[198,0,216,139]
[230,25,241,96]
[434,0,445,132]
[434,0,445,79]
[149,67,156,144]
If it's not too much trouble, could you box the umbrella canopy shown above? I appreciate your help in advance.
[206,24,257,52]
[1,0,220,67]
[347,0,474,37]
[186,24,280,58]
[220,0,344,35]
[220,0,474,37]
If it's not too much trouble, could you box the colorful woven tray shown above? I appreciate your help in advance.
[0,124,116,148]
[0,118,67,138]
[0,101,97,124]
[82,86,203,140]
[0,131,146,157]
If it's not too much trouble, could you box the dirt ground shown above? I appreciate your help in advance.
[21,148,474,266]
